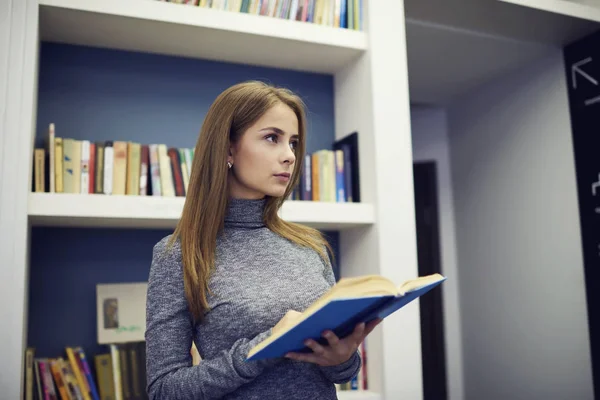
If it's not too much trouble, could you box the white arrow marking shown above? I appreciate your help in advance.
[572,57,598,89]
[584,95,600,106]
[593,173,600,196]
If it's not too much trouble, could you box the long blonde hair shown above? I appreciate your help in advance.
[168,81,333,323]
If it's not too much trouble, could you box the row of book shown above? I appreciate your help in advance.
[161,0,364,30]
[288,148,357,202]
[33,124,193,197]
[25,340,366,399]
[33,124,361,202]
[24,342,147,400]
[289,131,360,202]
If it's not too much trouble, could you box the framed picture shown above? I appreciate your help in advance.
[96,282,147,344]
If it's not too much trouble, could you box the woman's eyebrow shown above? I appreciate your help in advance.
[259,127,299,139]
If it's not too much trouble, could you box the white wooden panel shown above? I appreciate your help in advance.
[0,0,38,397]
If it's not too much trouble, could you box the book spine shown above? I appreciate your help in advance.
[38,360,53,400]
[149,144,162,197]
[54,137,64,193]
[343,144,352,202]
[112,141,128,195]
[140,145,149,196]
[118,344,131,400]
[66,347,91,400]
[103,142,114,195]
[110,344,123,400]
[311,152,319,201]
[62,139,75,193]
[303,154,312,200]
[168,147,185,197]
[89,143,96,194]
[94,354,116,400]
[49,359,70,400]
[95,143,105,194]
[179,148,189,194]
[60,357,84,400]
[48,123,55,192]
[80,140,90,194]
[76,348,101,400]
[24,348,34,400]
[126,142,141,196]
[335,149,345,202]
[34,149,45,193]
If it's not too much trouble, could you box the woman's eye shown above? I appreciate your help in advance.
[290,141,299,151]
[266,134,277,143]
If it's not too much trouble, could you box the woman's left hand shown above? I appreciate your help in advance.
[284,318,382,367]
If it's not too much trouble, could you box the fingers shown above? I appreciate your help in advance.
[322,330,340,347]
[285,351,320,364]
[350,322,366,343]
[304,338,327,356]
[364,318,383,336]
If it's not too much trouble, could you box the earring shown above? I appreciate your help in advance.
[227,161,232,169]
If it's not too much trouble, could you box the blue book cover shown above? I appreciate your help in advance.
[246,274,446,361]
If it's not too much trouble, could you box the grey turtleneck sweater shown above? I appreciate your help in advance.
[145,197,361,399]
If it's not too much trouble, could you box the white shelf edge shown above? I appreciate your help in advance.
[27,193,375,230]
[38,0,367,74]
[498,0,600,23]
[336,391,381,400]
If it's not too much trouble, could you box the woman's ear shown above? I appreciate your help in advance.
[227,147,234,168]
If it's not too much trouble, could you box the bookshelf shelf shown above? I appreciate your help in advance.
[336,391,381,400]
[27,193,375,230]
[38,0,367,74]
[499,0,600,23]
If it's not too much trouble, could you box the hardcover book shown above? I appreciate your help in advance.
[247,273,446,361]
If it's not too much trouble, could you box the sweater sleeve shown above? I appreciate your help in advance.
[317,247,362,384]
[145,238,279,400]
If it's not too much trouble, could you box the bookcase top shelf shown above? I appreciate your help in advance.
[28,193,376,230]
[38,0,367,74]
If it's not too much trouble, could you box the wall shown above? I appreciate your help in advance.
[447,50,594,400]
[410,106,464,400]
[28,42,339,359]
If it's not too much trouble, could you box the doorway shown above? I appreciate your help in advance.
[413,161,448,400]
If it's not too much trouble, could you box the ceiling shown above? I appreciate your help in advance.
[404,0,600,105]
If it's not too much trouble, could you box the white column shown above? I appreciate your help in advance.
[334,0,422,398]
[0,0,39,397]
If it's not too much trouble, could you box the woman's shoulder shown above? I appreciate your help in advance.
[151,234,182,271]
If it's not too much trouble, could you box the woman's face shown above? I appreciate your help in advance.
[228,102,299,199]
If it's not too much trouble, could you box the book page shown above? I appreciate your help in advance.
[397,273,445,296]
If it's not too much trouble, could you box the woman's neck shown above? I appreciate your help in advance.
[223,197,266,229]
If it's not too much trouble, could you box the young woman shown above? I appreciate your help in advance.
[145,81,381,399]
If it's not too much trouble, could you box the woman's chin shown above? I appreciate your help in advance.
[264,187,288,198]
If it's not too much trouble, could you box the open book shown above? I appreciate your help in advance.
[246,273,446,361]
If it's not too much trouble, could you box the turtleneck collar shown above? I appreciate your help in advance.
[224,197,267,229]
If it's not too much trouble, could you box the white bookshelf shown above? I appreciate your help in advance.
[38,0,367,73]
[337,391,382,400]
[3,1,418,399]
[28,193,376,230]
[499,0,600,23]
